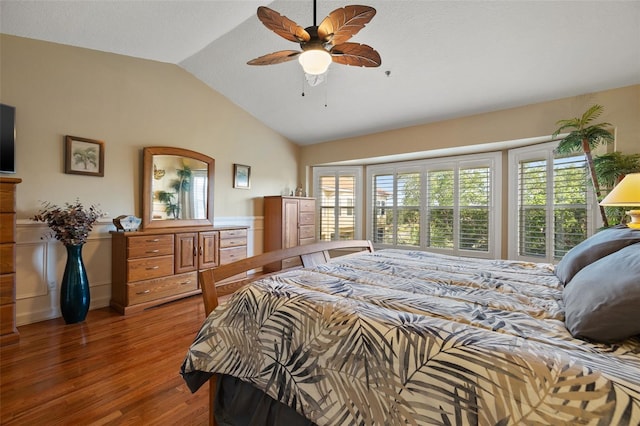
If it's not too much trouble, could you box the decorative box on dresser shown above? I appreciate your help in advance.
[110,226,247,315]
[263,196,316,272]
[0,177,21,346]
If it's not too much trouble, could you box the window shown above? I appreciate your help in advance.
[367,153,501,258]
[508,142,595,262]
[313,167,363,241]
[372,171,421,246]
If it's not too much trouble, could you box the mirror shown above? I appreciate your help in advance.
[142,147,214,229]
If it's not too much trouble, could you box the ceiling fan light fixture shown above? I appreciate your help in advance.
[298,49,332,75]
[305,72,327,87]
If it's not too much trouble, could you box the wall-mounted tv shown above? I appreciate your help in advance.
[0,103,16,173]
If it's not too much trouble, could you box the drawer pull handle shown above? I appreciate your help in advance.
[146,249,160,253]
[146,239,160,242]
[180,280,192,285]
[136,290,151,295]
[146,266,160,270]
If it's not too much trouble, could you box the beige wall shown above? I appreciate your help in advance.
[1,34,300,220]
[300,85,639,171]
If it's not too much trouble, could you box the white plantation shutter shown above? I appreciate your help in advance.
[459,167,490,252]
[368,153,500,257]
[509,142,593,262]
[313,167,362,241]
[518,159,548,257]
[553,156,588,259]
[372,173,395,244]
[426,169,454,249]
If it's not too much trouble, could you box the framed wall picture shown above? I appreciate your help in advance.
[64,135,104,177]
[233,164,251,189]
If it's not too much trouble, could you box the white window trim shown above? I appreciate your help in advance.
[366,152,502,258]
[507,141,597,262]
[312,166,364,240]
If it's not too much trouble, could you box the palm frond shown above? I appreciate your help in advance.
[580,104,605,126]
[552,119,581,138]
[594,152,640,189]
[554,133,583,154]
[584,126,614,147]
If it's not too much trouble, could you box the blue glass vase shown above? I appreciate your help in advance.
[61,244,90,324]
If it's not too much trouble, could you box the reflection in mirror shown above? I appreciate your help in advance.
[142,147,214,229]
[152,155,208,220]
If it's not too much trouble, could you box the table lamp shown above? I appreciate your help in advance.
[599,172,640,228]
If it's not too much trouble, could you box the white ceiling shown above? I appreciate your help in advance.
[1,1,639,146]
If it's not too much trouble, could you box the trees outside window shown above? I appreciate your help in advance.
[509,142,595,262]
[367,153,501,258]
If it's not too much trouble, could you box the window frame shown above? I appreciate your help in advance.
[312,166,364,241]
[507,141,597,262]
[366,152,502,258]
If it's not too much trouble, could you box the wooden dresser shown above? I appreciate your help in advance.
[110,226,247,315]
[263,196,316,272]
[0,177,21,346]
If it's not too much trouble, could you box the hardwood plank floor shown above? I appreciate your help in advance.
[1,295,212,425]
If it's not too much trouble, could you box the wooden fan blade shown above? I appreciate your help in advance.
[318,6,376,45]
[256,6,310,43]
[331,43,381,67]
[247,50,301,66]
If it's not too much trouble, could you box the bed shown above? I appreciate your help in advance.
[181,231,640,425]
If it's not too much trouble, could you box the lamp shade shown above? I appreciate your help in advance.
[599,173,640,206]
[298,49,332,75]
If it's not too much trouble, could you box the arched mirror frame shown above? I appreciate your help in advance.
[142,146,215,229]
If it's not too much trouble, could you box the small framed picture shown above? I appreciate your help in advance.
[64,135,104,177]
[233,164,251,189]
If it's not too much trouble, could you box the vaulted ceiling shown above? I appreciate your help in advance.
[2,1,639,145]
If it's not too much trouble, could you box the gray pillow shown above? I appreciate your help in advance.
[555,225,640,285]
[563,243,640,343]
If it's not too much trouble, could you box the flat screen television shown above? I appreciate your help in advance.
[0,103,16,173]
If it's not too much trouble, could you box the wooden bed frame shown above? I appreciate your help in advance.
[198,240,375,426]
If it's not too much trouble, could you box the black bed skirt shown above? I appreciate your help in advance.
[215,375,317,426]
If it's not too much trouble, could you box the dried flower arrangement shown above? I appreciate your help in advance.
[32,199,105,246]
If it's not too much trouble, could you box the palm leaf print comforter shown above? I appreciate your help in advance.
[181,249,640,425]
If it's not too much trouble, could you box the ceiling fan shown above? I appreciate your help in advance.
[247,1,381,80]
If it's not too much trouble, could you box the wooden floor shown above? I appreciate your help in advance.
[0,295,212,425]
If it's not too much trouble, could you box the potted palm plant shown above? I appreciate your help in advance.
[553,104,614,227]
[594,151,640,225]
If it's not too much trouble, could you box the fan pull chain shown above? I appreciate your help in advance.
[301,72,305,97]
[324,72,328,107]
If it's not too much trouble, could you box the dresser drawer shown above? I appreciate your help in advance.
[0,185,15,213]
[0,213,15,243]
[0,274,14,305]
[219,246,246,264]
[299,212,315,226]
[0,244,14,275]
[0,303,15,334]
[219,236,247,248]
[299,237,316,246]
[127,272,197,305]
[299,199,315,212]
[220,228,247,240]
[127,234,174,259]
[299,224,315,240]
[127,255,174,282]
